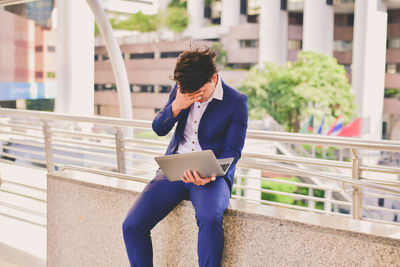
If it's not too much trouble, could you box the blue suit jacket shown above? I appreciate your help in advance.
[152,80,248,190]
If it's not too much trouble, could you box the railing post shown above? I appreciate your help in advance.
[115,127,126,174]
[43,121,55,172]
[308,188,315,209]
[352,149,362,220]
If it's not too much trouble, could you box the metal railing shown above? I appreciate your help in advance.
[0,108,400,226]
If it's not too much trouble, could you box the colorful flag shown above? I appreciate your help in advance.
[300,115,314,133]
[317,115,325,134]
[338,118,361,137]
[327,115,344,136]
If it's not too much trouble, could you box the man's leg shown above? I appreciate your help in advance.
[188,178,231,267]
[122,171,189,267]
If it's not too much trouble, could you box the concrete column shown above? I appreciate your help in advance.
[259,0,288,64]
[187,0,205,30]
[352,0,387,140]
[303,0,334,56]
[221,0,241,28]
[55,0,94,116]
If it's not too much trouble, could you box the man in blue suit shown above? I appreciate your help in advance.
[123,47,248,267]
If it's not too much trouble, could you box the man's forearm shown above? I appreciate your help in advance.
[171,101,182,119]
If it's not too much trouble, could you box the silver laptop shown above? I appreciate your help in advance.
[154,150,234,181]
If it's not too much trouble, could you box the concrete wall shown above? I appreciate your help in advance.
[48,172,400,267]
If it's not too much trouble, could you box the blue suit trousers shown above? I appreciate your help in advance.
[122,170,231,267]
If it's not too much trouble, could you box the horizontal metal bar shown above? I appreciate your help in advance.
[231,195,352,217]
[233,184,351,206]
[0,130,43,139]
[51,128,115,140]
[60,165,151,183]
[238,159,353,180]
[0,211,46,227]
[363,205,400,213]
[0,152,47,165]
[0,138,44,148]
[0,200,46,217]
[123,137,169,147]
[0,107,152,128]
[360,165,400,175]
[363,192,400,201]
[0,189,46,203]
[52,137,116,150]
[122,147,164,156]
[235,174,343,192]
[53,154,117,169]
[0,179,46,192]
[242,152,352,169]
[0,158,46,171]
[238,160,400,195]
[360,178,400,188]
[2,145,45,157]
[246,131,400,152]
[363,217,400,227]
[0,122,42,131]
[51,145,116,159]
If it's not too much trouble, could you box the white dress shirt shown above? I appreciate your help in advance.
[175,74,224,154]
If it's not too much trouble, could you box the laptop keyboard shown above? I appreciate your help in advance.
[220,163,230,172]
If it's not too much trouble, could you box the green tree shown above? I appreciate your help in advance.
[164,6,188,33]
[211,42,228,67]
[116,11,159,32]
[238,51,357,132]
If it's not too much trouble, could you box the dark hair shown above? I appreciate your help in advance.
[173,47,217,94]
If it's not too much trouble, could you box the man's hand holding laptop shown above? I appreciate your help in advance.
[181,170,216,186]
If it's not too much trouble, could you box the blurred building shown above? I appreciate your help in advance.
[1,0,400,140]
[94,0,400,140]
[0,2,56,109]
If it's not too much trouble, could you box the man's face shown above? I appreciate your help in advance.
[192,74,218,103]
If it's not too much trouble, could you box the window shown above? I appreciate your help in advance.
[226,63,254,70]
[160,51,182,58]
[94,54,99,61]
[35,46,43,52]
[47,46,56,52]
[334,14,354,27]
[387,38,400,49]
[94,84,100,91]
[288,40,302,50]
[102,54,109,61]
[129,53,155,60]
[139,85,154,93]
[159,85,172,93]
[388,9,400,23]
[386,63,400,74]
[35,71,43,78]
[102,83,116,91]
[333,40,352,51]
[289,13,303,25]
[341,64,351,73]
[239,39,258,48]
[47,72,55,78]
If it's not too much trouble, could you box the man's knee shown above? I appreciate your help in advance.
[196,210,224,227]
[122,213,146,238]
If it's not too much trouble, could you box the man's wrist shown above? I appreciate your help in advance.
[171,101,181,119]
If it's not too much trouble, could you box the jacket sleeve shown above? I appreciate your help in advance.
[216,94,248,168]
[152,85,184,136]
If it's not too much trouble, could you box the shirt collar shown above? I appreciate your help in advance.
[204,73,223,103]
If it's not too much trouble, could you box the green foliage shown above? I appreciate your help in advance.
[261,176,325,210]
[26,99,54,111]
[168,0,187,8]
[211,42,228,67]
[384,88,400,98]
[116,12,159,32]
[164,6,188,33]
[238,51,357,132]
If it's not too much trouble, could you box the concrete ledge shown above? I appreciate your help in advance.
[48,171,400,267]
